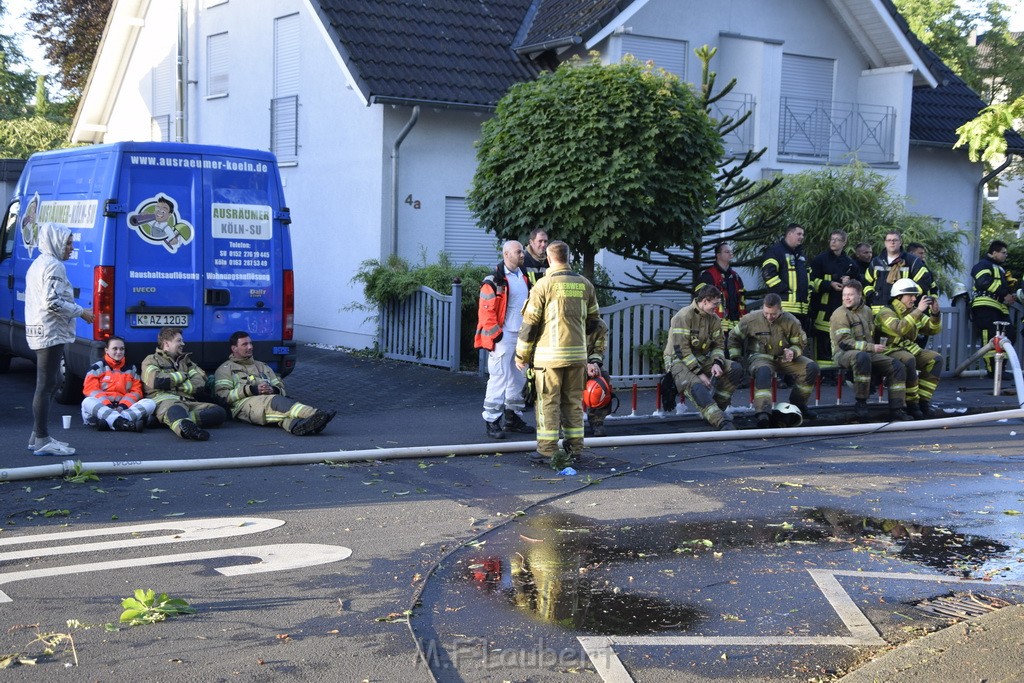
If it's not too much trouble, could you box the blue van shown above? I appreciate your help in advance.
[0,142,296,403]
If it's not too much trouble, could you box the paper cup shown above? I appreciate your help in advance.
[62,415,72,429]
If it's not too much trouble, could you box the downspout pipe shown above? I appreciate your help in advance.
[390,106,420,257]
[175,0,188,142]
[3,341,1022,483]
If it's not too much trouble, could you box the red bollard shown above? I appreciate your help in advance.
[815,373,822,406]
[877,378,885,403]
[836,369,843,404]
[749,380,754,409]
[655,381,662,412]
[771,374,778,402]
[631,382,638,416]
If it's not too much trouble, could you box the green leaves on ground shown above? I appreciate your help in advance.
[119,589,196,626]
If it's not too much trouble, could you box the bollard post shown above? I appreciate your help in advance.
[631,382,638,417]
[836,369,843,405]
[814,373,821,407]
[654,381,662,414]
[771,374,778,402]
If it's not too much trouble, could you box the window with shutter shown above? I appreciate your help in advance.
[207,32,228,97]
[778,54,835,159]
[272,14,300,162]
[446,198,500,266]
[619,35,687,79]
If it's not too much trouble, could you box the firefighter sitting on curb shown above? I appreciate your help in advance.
[829,280,911,422]
[728,293,819,429]
[875,278,943,419]
[473,240,534,439]
[663,285,742,431]
[215,331,336,435]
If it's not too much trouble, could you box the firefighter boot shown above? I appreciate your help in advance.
[485,419,506,440]
[503,410,534,434]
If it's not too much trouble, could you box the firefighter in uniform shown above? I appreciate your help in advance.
[215,331,336,435]
[474,240,534,439]
[971,240,1019,376]
[663,285,742,430]
[515,241,606,468]
[829,280,911,422]
[875,279,943,419]
[728,293,819,429]
[141,327,227,440]
[697,241,747,339]
[522,228,550,286]
[761,223,810,328]
[808,230,856,366]
[864,230,933,313]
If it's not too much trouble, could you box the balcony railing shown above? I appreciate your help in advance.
[778,96,896,164]
[709,92,755,157]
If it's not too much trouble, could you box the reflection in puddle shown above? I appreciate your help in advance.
[461,507,1014,635]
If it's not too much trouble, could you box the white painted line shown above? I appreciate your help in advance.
[0,517,284,561]
[578,569,1024,683]
[0,543,352,603]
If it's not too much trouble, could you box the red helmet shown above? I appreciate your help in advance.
[583,376,613,410]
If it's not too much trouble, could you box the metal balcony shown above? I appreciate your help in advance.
[709,92,756,157]
[778,96,896,164]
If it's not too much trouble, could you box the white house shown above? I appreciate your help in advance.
[71,0,1016,348]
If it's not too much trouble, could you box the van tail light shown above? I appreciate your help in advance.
[283,269,294,340]
[93,266,114,340]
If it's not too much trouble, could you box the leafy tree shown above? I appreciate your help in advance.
[955,96,1024,162]
[894,0,982,88]
[737,164,968,294]
[468,54,723,281]
[27,0,111,97]
[0,116,71,157]
[0,11,35,118]
[611,46,782,296]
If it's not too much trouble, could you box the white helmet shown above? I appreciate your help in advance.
[890,278,921,298]
[771,402,803,428]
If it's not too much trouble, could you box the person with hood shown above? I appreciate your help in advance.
[25,223,95,456]
[761,223,810,329]
[214,331,336,435]
[141,326,227,440]
[81,336,155,432]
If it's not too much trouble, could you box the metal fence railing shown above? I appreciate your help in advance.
[378,282,462,371]
[376,291,1021,381]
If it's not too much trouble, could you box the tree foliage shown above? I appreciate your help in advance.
[611,46,782,296]
[737,164,968,294]
[27,0,111,97]
[0,5,36,118]
[955,96,1024,163]
[467,54,723,280]
[0,116,72,157]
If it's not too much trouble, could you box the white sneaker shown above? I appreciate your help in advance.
[32,438,76,456]
[27,436,70,451]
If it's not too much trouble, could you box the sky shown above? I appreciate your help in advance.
[0,0,1020,79]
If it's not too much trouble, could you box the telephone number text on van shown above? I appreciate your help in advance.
[132,314,191,328]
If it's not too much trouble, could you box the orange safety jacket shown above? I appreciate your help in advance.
[473,263,530,351]
[83,353,145,407]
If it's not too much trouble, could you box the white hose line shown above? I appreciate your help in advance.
[2,405,1022,483]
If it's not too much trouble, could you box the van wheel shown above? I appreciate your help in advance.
[55,357,84,405]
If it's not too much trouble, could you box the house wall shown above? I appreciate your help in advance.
[95,0,386,349]
[906,145,981,274]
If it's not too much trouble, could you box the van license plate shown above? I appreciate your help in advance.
[132,314,191,327]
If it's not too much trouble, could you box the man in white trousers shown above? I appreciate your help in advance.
[473,241,534,439]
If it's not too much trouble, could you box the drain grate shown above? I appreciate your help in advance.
[912,592,1012,619]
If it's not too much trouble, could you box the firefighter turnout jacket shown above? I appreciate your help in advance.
[971,256,1015,316]
[515,264,605,368]
[761,239,809,317]
[663,301,727,374]
[875,299,941,356]
[141,349,209,403]
[727,309,808,364]
[214,355,287,417]
[697,264,747,330]
[829,302,877,358]
[864,251,933,312]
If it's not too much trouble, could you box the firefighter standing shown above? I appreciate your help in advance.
[515,241,605,468]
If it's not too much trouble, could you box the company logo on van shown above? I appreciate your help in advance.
[127,193,195,254]
[19,194,99,256]
[132,287,158,293]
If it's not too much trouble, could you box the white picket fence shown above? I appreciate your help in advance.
[378,282,463,371]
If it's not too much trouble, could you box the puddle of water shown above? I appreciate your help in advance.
[458,507,1015,636]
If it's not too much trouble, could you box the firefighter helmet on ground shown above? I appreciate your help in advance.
[890,278,922,298]
[770,402,803,428]
[583,376,613,410]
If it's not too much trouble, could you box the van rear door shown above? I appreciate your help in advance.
[117,150,207,362]
[201,152,287,367]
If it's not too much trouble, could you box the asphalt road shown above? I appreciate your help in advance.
[1,346,1023,682]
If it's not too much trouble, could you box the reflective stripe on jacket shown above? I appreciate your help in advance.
[697,264,746,330]
[761,239,809,316]
[515,265,604,367]
[971,256,1011,315]
[473,263,530,352]
[663,301,726,373]
[83,354,145,407]
[728,309,806,364]
[875,299,940,356]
